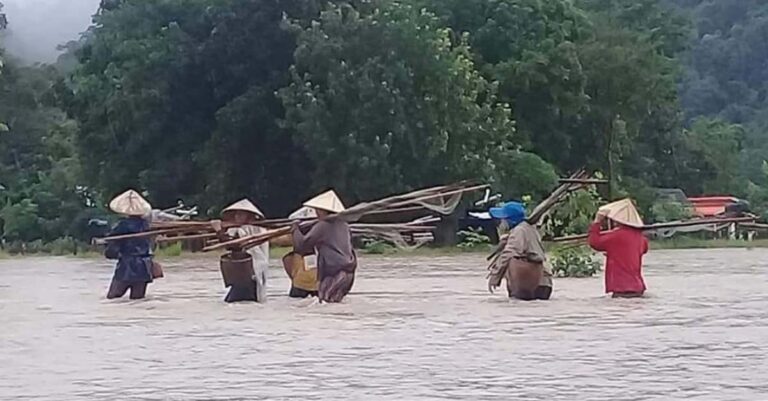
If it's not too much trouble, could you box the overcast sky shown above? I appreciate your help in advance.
[2,0,101,63]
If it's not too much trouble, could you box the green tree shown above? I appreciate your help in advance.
[417,0,590,170]
[68,0,322,214]
[679,117,747,196]
[279,1,516,202]
[0,56,91,242]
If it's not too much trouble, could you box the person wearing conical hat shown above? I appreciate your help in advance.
[588,198,649,298]
[213,199,269,303]
[291,190,357,303]
[104,189,156,300]
[487,201,551,300]
[282,206,319,298]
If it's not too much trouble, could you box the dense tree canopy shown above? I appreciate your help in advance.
[3,0,768,244]
[280,2,518,200]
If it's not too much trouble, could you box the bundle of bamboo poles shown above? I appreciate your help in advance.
[94,182,486,251]
[202,183,486,252]
[551,215,759,244]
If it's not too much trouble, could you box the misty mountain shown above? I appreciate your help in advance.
[2,0,100,63]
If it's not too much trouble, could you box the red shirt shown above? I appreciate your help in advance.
[588,222,648,294]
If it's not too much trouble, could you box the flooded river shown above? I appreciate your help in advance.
[2,249,768,400]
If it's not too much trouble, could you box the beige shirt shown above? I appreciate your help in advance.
[227,225,269,272]
[489,222,550,288]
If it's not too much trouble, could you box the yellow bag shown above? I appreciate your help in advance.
[282,252,318,291]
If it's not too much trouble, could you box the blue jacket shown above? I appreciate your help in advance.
[105,217,153,284]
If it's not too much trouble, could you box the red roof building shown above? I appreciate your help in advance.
[687,196,740,217]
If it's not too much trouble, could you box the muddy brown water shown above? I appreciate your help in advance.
[2,249,768,400]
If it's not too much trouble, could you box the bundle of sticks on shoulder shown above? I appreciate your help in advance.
[485,169,760,270]
[483,169,759,267]
[96,182,490,252]
[485,168,602,269]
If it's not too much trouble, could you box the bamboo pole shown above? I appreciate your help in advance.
[486,169,591,265]
[203,226,293,252]
[156,232,217,243]
[550,216,758,243]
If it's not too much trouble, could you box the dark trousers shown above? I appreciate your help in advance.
[535,285,552,300]
[225,282,257,303]
[318,271,355,303]
[289,286,318,299]
[107,279,148,300]
[509,285,552,301]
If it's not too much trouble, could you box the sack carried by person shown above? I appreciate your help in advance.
[151,260,164,279]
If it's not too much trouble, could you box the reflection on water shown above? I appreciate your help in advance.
[2,249,768,400]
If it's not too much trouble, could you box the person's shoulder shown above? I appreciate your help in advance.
[323,217,347,227]
[515,221,536,232]
[112,217,148,234]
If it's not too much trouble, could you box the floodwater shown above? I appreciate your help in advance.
[2,249,768,400]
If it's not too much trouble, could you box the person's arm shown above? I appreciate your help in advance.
[250,227,270,265]
[104,220,129,259]
[104,242,120,260]
[282,253,296,279]
[292,221,323,255]
[210,220,233,243]
[641,235,649,255]
[588,222,606,251]
[259,239,270,261]
[489,228,523,293]
[588,221,619,252]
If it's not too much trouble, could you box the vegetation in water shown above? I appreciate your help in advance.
[550,246,602,278]
[540,187,602,277]
[542,187,603,239]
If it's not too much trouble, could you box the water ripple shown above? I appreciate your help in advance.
[2,250,768,400]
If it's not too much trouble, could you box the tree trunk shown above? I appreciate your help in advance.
[434,211,460,247]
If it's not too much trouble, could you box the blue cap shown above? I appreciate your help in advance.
[489,201,526,226]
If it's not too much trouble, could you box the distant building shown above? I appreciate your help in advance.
[654,188,748,218]
[687,196,747,217]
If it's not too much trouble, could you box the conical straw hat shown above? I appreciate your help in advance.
[289,206,317,219]
[222,199,265,219]
[109,189,152,216]
[303,190,345,214]
[599,198,644,228]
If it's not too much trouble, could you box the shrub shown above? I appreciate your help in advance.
[550,245,601,278]
[361,239,397,255]
[47,237,79,255]
[156,242,183,257]
[457,228,491,250]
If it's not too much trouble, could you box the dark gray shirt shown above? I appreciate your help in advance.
[293,219,357,279]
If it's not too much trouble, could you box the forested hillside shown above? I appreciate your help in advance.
[0,0,766,245]
[668,0,768,211]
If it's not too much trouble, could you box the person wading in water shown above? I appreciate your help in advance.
[488,202,552,300]
[588,198,649,298]
[281,206,319,298]
[291,190,357,303]
[212,199,269,303]
[105,190,157,300]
